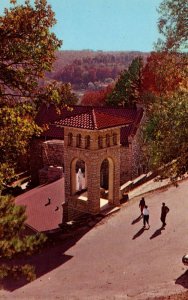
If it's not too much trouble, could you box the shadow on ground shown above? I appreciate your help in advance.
[1,216,102,292]
[132,227,145,239]
[175,270,188,289]
[150,226,165,239]
[131,215,142,225]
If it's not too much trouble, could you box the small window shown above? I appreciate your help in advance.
[113,133,117,145]
[106,134,110,147]
[98,136,103,149]
[68,132,73,146]
[124,136,129,147]
[76,134,82,147]
[85,135,90,149]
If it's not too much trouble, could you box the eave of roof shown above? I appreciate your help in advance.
[36,104,143,136]
[55,108,134,130]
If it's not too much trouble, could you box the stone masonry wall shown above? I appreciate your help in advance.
[30,139,44,185]
[63,126,121,222]
[42,140,64,168]
[129,114,146,180]
[120,112,146,185]
[120,145,132,185]
[39,166,64,185]
[30,139,64,185]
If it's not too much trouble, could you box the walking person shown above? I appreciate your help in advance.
[143,205,150,229]
[139,197,145,216]
[161,202,169,227]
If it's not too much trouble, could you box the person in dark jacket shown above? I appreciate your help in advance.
[161,202,169,227]
[139,197,145,216]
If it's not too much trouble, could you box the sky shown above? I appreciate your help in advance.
[0,0,162,52]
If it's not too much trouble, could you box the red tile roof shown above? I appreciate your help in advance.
[55,108,132,130]
[36,104,143,138]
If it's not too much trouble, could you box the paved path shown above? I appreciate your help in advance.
[16,178,64,232]
[1,178,188,300]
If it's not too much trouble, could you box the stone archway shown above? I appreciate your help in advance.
[63,126,121,222]
[70,158,87,195]
[100,159,109,190]
[100,157,114,204]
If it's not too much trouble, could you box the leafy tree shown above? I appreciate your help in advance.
[81,84,114,106]
[106,57,143,107]
[0,103,42,186]
[142,0,188,179]
[0,0,61,104]
[0,0,77,281]
[156,0,188,51]
[38,81,78,107]
[0,0,77,187]
[0,195,47,281]
[142,51,187,104]
[143,91,188,180]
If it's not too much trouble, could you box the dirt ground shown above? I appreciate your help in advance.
[0,178,188,300]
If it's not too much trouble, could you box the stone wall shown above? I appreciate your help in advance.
[63,126,121,222]
[30,139,44,185]
[120,145,132,185]
[30,139,64,185]
[39,166,64,185]
[130,113,147,179]
[120,112,146,185]
[42,140,64,168]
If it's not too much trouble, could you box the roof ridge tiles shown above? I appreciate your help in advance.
[37,103,143,132]
[92,108,98,130]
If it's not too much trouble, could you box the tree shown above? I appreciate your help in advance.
[106,57,143,107]
[156,0,188,51]
[141,0,188,179]
[81,84,114,106]
[143,91,188,180]
[0,0,61,104]
[0,195,47,281]
[142,51,187,103]
[0,0,77,187]
[0,0,79,282]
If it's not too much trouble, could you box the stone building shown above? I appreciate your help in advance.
[31,104,145,221]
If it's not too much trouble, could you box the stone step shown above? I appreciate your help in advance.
[100,206,120,217]
[120,180,133,193]
[132,174,147,186]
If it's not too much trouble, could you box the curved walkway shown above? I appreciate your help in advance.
[1,178,188,300]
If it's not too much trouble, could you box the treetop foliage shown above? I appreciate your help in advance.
[156,0,188,51]
[142,51,188,102]
[81,83,114,106]
[143,91,188,179]
[0,0,62,104]
[49,51,148,88]
[0,194,47,280]
[0,0,77,187]
[105,57,143,107]
[142,0,188,179]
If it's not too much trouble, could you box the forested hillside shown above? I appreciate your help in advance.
[46,50,149,90]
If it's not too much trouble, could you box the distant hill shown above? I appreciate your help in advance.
[46,50,149,89]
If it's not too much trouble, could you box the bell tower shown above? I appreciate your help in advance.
[62,125,121,222]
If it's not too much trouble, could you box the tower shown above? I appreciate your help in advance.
[59,108,123,222]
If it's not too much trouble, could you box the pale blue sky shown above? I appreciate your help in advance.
[1,0,162,51]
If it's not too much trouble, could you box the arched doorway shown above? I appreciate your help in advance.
[100,157,114,203]
[70,158,87,195]
[75,159,86,192]
[100,159,109,190]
